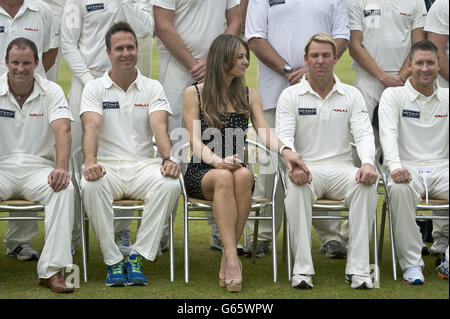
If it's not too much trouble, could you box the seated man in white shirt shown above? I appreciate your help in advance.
[79,22,181,287]
[0,38,74,293]
[276,33,378,290]
[379,39,449,285]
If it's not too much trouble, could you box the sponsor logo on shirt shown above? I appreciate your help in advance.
[29,113,44,117]
[24,27,39,32]
[57,105,70,111]
[86,3,105,12]
[402,109,420,119]
[0,109,15,118]
[0,26,5,33]
[134,103,149,107]
[399,12,412,17]
[363,9,381,17]
[102,101,120,109]
[333,108,348,113]
[298,108,317,116]
[268,0,285,7]
[434,114,448,118]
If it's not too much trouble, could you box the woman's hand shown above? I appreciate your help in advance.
[212,154,243,171]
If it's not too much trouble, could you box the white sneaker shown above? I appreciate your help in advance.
[345,274,373,289]
[403,266,425,285]
[117,230,133,256]
[430,235,448,255]
[291,274,313,289]
[6,244,39,261]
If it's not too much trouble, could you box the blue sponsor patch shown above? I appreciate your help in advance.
[402,109,420,119]
[86,3,104,12]
[363,9,381,17]
[269,0,285,7]
[0,108,15,118]
[102,101,120,109]
[298,108,317,116]
[0,26,5,33]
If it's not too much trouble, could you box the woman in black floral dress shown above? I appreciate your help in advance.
[182,34,310,293]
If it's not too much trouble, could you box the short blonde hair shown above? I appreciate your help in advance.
[304,33,337,57]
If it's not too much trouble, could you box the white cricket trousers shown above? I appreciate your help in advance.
[250,109,343,245]
[387,163,449,271]
[285,165,377,276]
[0,161,74,279]
[80,159,181,265]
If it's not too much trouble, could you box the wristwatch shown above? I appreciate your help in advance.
[282,63,293,74]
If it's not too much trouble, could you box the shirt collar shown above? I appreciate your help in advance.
[101,67,144,92]
[0,73,46,98]
[405,77,443,102]
[0,0,39,17]
[297,73,346,97]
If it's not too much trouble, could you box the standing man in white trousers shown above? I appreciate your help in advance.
[79,22,181,287]
[277,33,378,290]
[379,40,449,285]
[0,38,74,293]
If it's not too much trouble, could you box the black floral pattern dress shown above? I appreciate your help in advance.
[184,84,249,199]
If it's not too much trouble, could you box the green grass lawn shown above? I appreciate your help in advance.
[0,40,448,301]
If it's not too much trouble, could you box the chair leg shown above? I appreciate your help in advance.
[372,211,380,287]
[378,199,387,262]
[282,211,287,263]
[80,206,88,283]
[388,203,397,280]
[169,212,174,282]
[252,209,260,265]
[271,203,277,283]
[184,198,189,283]
[286,221,292,282]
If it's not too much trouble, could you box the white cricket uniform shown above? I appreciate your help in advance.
[151,0,240,133]
[276,75,377,276]
[424,0,449,88]
[79,69,181,265]
[347,0,427,119]
[245,0,350,245]
[61,0,153,126]
[0,73,74,279]
[43,0,67,82]
[61,0,153,239]
[0,0,59,78]
[379,80,449,271]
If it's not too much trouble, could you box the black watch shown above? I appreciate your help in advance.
[162,156,171,165]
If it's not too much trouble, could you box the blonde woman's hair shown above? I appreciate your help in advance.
[304,32,337,57]
[202,34,250,129]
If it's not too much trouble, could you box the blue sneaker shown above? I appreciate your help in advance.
[124,254,147,286]
[105,262,127,287]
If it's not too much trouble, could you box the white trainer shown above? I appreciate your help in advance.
[402,266,425,285]
[6,244,39,261]
[291,274,314,289]
[430,235,448,255]
[345,274,373,289]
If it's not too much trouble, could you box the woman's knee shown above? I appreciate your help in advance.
[233,167,254,187]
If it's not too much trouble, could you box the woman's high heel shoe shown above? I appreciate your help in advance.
[225,261,242,293]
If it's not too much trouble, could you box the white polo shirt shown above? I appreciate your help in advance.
[0,0,59,78]
[424,0,449,88]
[245,0,350,111]
[61,0,153,84]
[151,0,240,59]
[276,74,375,166]
[379,79,449,173]
[42,0,67,32]
[0,73,73,166]
[79,69,172,161]
[347,0,427,73]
